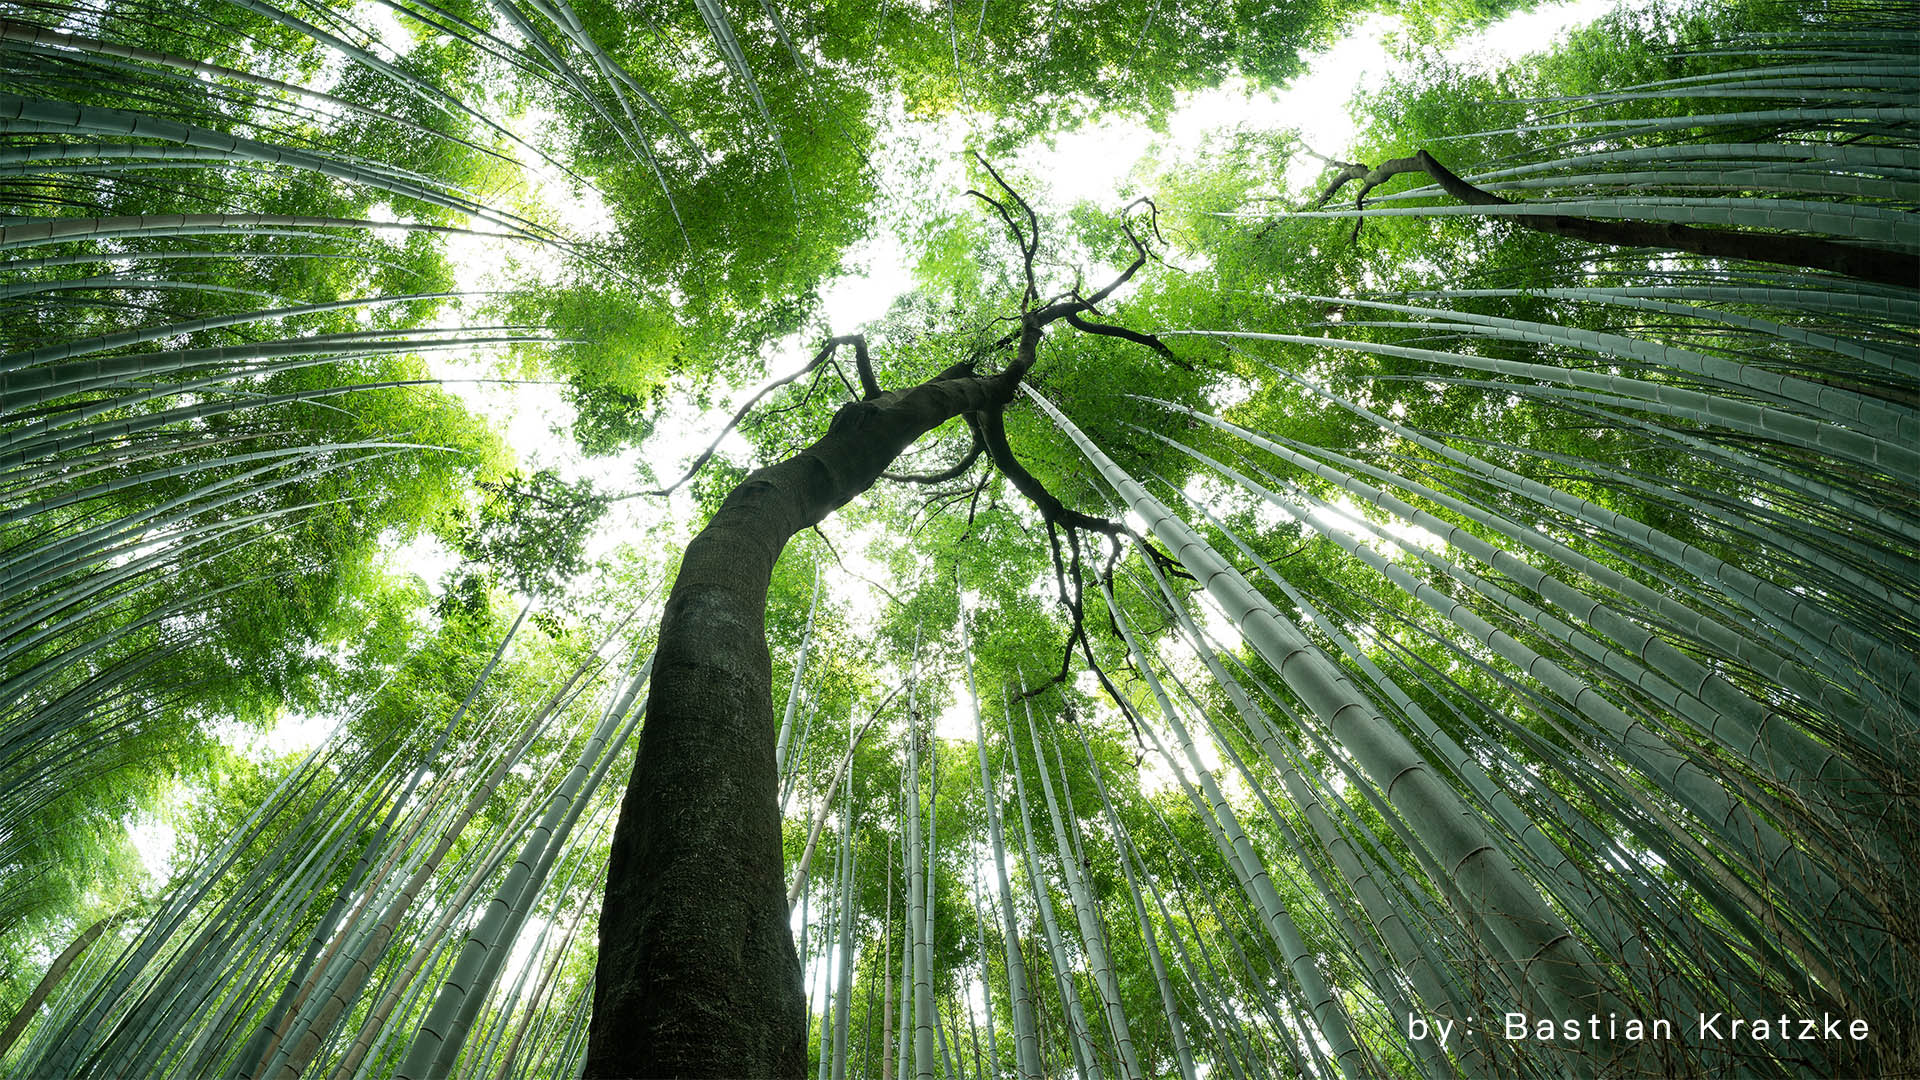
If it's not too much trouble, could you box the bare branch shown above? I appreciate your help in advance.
[972,153,1042,307]
[978,405,1127,538]
[1064,311,1189,370]
[643,335,869,498]
[1309,159,1372,209]
[811,524,907,610]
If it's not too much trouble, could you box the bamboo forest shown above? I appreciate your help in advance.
[2,0,1916,1073]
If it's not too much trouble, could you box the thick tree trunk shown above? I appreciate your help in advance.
[587,368,1009,1078]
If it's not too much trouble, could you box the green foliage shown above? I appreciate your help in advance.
[5,0,1917,1077]
[458,469,612,596]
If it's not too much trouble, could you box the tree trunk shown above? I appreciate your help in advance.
[587,367,1011,1078]
[0,910,125,1059]
[1412,150,1920,288]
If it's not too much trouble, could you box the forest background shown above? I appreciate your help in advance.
[0,0,1914,1074]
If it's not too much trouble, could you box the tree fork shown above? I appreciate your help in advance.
[587,366,1013,1078]
[589,183,1178,1074]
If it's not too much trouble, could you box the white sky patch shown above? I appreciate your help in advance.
[1024,0,1627,204]
[1194,590,1247,655]
[360,201,414,245]
[1036,121,1160,207]
[817,522,896,642]
[1135,742,1186,796]
[820,238,915,330]
[141,0,1630,912]
[1455,0,1624,66]
[1380,514,1449,557]
[126,813,176,881]
[970,13,1403,211]
[1136,713,1225,797]
[1208,374,1257,410]
[355,0,414,59]
[934,696,977,743]
[516,116,618,241]
[209,690,353,765]
[1219,756,1254,807]
[1193,452,1449,567]
[390,531,459,591]
[1303,492,1454,562]
[254,711,339,759]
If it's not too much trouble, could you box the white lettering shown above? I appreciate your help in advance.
[1693,1012,1872,1041]
[1403,1014,1456,1048]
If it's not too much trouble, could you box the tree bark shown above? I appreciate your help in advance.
[1413,150,1919,288]
[587,367,1012,1078]
[0,909,126,1059]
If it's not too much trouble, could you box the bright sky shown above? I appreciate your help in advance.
[128,0,1635,1027]
[813,0,1618,330]
[144,0,1626,888]
[394,0,1621,600]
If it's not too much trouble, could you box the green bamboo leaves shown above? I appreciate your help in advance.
[5,3,1915,1079]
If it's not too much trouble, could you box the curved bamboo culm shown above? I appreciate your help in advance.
[776,565,822,784]
[1124,550,1472,1078]
[964,853,1000,1077]
[1098,579,1369,1079]
[4,5,1915,1080]
[1139,424,1876,992]
[829,758,856,1080]
[893,868,913,1080]
[0,0,585,988]
[1073,725,1198,1080]
[1165,488,1743,1040]
[1147,402,1877,811]
[1019,28,1908,1073]
[3,608,642,1079]
[238,608,530,1079]
[1040,384,1640,1044]
[902,642,936,1080]
[393,655,651,1079]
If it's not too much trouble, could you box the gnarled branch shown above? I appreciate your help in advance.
[1304,148,1919,286]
